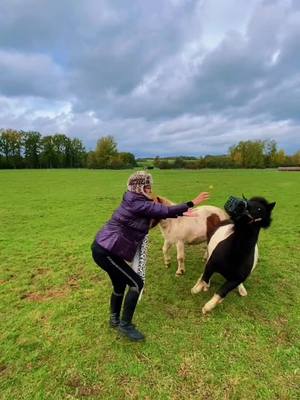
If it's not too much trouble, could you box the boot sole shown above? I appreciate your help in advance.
[118,330,145,342]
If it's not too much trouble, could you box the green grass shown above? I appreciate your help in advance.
[0,169,299,399]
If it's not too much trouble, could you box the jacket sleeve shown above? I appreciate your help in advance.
[132,198,189,219]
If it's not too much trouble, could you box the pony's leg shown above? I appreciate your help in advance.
[191,274,210,293]
[202,280,241,314]
[252,245,258,272]
[175,241,185,276]
[202,247,208,261]
[237,247,258,296]
[191,261,213,294]
[237,283,247,297]
[162,240,172,268]
[202,294,223,314]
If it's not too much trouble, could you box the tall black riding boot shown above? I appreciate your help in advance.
[118,288,145,341]
[109,292,124,328]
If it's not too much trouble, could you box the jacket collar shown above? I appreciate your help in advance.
[123,191,151,202]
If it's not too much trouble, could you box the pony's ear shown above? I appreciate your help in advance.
[268,202,276,210]
[156,196,162,203]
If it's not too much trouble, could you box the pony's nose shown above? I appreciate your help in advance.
[244,209,253,219]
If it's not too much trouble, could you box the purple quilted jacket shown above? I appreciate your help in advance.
[95,191,190,261]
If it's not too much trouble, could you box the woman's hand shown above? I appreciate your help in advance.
[183,209,199,217]
[192,191,210,207]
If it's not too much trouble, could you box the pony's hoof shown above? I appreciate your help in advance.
[238,284,248,297]
[191,285,201,294]
[191,281,208,294]
[175,269,185,276]
[202,306,209,315]
[202,294,222,314]
[202,302,214,314]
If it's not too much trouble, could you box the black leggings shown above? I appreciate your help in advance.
[91,241,144,296]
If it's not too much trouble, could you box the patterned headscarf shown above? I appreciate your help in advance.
[127,171,153,195]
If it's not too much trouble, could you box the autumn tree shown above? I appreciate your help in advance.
[87,136,136,169]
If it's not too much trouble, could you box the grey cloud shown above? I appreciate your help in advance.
[0,50,66,98]
[69,1,200,106]
[0,0,300,156]
[0,0,199,96]
[121,0,300,124]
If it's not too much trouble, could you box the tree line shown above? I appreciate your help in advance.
[151,140,300,169]
[0,129,86,169]
[0,130,137,169]
[1,129,299,169]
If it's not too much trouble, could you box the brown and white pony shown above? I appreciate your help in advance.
[152,195,229,276]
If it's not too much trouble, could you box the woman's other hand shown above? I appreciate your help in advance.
[192,192,210,207]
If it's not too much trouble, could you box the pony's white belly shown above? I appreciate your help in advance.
[208,224,259,271]
[207,224,234,261]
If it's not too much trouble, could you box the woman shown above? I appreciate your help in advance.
[91,171,209,341]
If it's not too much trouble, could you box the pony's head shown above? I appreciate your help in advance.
[246,197,276,228]
[225,195,276,228]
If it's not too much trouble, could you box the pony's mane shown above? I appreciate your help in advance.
[249,196,269,206]
[151,193,175,206]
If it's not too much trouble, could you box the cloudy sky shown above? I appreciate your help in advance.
[1,0,300,156]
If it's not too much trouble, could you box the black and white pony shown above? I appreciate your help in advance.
[191,196,276,314]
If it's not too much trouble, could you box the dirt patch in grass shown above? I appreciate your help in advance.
[21,274,82,302]
[0,363,8,375]
[273,316,294,345]
[178,360,193,379]
[66,376,104,397]
[116,374,141,399]
[91,275,103,283]
[30,268,51,278]
[67,275,80,288]
[21,288,70,302]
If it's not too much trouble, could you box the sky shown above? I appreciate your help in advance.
[0,0,300,157]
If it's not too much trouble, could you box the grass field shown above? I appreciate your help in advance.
[0,169,299,400]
